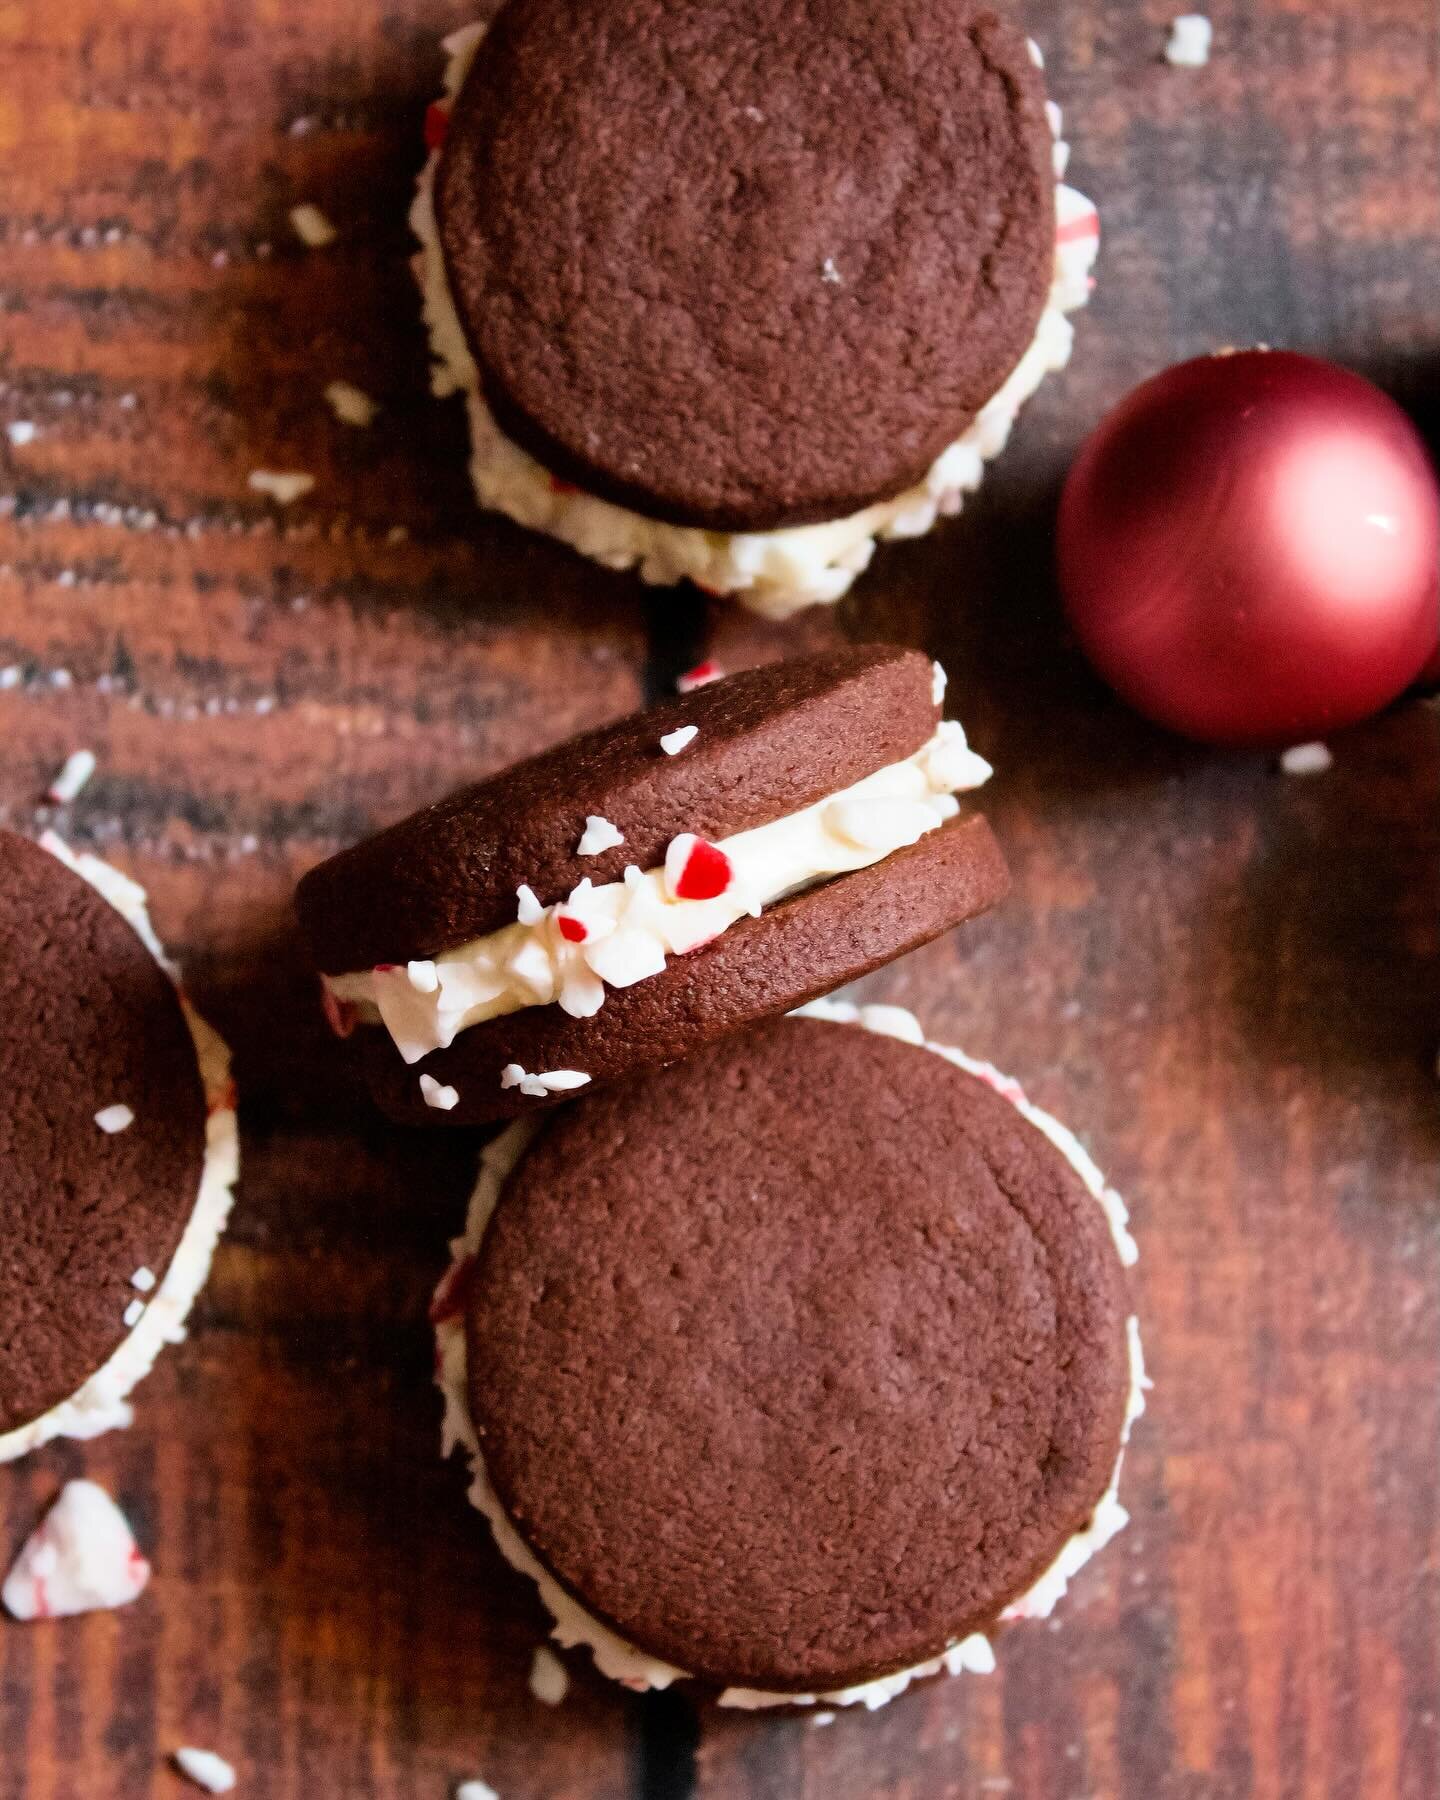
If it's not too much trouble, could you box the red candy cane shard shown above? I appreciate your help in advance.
[424,102,450,151]
[556,914,588,944]
[673,838,732,902]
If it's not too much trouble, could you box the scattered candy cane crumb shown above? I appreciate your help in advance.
[324,381,378,427]
[3,1480,150,1620]
[931,661,947,707]
[529,1645,570,1705]
[455,1783,498,1800]
[6,421,38,447]
[94,1103,135,1134]
[660,726,698,756]
[1165,15,1212,66]
[47,749,97,803]
[123,1299,145,1328]
[576,814,625,857]
[173,1748,238,1794]
[1279,742,1332,777]
[499,1064,592,1100]
[676,661,723,694]
[247,470,315,506]
[811,1711,836,1728]
[420,1073,460,1112]
[289,203,337,248]
[0,667,21,689]
[132,1266,157,1292]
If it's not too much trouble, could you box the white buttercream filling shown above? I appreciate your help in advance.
[0,837,240,1465]
[434,1000,1147,1711]
[410,25,1102,620]
[325,716,992,1064]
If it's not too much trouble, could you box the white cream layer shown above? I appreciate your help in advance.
[434,999,1147,1711]
[326,716,991,1065]
[0,836,241,1465]
[410,25,1102,620]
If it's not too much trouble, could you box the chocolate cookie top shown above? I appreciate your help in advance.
[0,833,206,1436]
[357,811,1009,1124]
[466,1016,1132,1692]
[435,0,1057,531]
[297,644,938,973]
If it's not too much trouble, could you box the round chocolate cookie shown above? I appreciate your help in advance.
[462,1015,1134,1695]
[296,645,1010,1125]
[434,0,1057,531]
[0,832,207,1439]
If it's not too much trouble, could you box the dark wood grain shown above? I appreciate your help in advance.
[1,0,1438,1796]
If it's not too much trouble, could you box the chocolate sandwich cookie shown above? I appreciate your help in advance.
[297,645,1009,1126]
[0,832,239,1463]
[411,4,1102,615]
[433,1004,1146,1707]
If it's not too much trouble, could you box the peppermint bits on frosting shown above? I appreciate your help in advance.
[501,1064,592,1099]
[94,1103,135,1134]
[420,1074,460,1111]
[664,835,734,903]
[516,883,545,925]
[576,814,625,857]
[676,661,723,693]
[659,725,698,756]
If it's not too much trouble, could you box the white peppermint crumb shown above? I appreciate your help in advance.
[455,1783,499,1800]
[173,1748,237,1794]
[529,1645,570,1705]
[50,669,73,690]
[811,1711,836,1728]
[660,725,698,756]
[576,814,625,857]
[123,1299,145,1328]
[287,115,318,137]
[931,661,947,707]
[247,470,314,505]
[288,203,337,247]
[536,1069,590,1092]
[499,1063,527,1091]
[0,666,21,688]
[406,958,439,993]
[47,748,97,803]
[821,256,843,285]
[419,1073,460,1112]
[1165,14,1212,66]
[500,1064,591,1098]
[3,1480,149,1621]
[324,380,378,427]
[131,1266,157,1292]
[515,883,545,925]
[94,1103,135,1134]
[1027,35,1044,67]
[5,421,37,446]
[1279,741,1333,776]
[676,661,723,693]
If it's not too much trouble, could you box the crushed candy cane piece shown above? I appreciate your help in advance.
[676,661,723,694]
[289,203,337,247]
[1279,742,1332,776]
[556,913,588,944]
[576,814,625,857]
[95,1103,135,1134]
[407,959,440,993]
[132,1266,157,1292]
[455,1783,499,1800]
[931,662,947,707]
[173,1747,238,1794]
[1165,14,1212,66]
[516,883,545,926]
[247,470,314,505]
[324,380,378,427]
[664,834,733,902]
[659,725,698,756]
[47,749,97,803]
[500,1064,591,1099]
[123,1299,145,1328]
[424,101,451,151]
[420,1074,460,1111]
[529,1645,570,1705]
[3,1480,150,1621]
[6,420,38,446]
[429,1253,477,1326]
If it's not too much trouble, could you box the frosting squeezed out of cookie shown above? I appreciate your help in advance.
[323,716,992,1063]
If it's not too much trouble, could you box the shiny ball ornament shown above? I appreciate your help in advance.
[1058,350,1440,746]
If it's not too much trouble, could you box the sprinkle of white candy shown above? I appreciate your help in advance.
[324,380,378,427]
[132,1266,157,1292]
[455,1784,499,1800]
[6,420,38,446]
[3,1480,150,1621]
[811,1711,837,1728]
[499,1064,592,1100]
[576,814,625,857]
[660,725,698,756]
[47,748,97,803]
[821,256,843,285]
[516,883,545,926]
[931,661,947,707]
[247,470,314,505]
[173,1748,238,1794]
[123,1299,145,1328]
[407,959,440,993]
[94,1103,135,1134]
[1279,741,1332,776]
[529,1646,570,1705]
[1165,14,1212,66]
[419,1073,460,1111]
[289,203,337,247]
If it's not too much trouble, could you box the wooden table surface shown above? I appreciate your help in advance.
[2,1,1438,1796]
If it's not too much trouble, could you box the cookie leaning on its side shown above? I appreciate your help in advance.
[295,645,1009,1126]
[0,832,239,1463]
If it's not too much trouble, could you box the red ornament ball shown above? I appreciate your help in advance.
[1057,350,1440,746]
